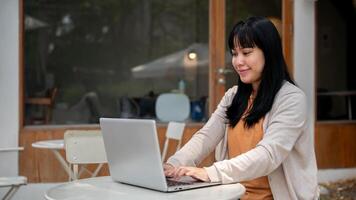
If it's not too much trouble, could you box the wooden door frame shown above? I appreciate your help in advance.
[282,0,294,78]
[208,0,294,114]
[209,0,226,115]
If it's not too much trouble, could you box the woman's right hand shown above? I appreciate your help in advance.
[163,163,176,177]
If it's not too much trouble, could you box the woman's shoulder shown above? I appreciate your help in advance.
[278,81,306,99]
[225,82,306,105]
[216,85,238,107]
[274,81,307,112]
[226,85,238,95]
[265,81,308,123]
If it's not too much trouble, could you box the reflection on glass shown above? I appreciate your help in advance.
[24,0,209,125]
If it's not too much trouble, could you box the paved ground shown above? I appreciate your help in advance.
[0,183,58,200]
[320,178,356,200]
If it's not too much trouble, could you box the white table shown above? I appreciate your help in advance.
[32,139,105,181]
[32,140,73,180]
[45,176,245,200]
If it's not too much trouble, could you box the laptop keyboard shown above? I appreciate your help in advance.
[167,179,192,186]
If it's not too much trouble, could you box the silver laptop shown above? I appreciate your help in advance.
[99,118,220,192]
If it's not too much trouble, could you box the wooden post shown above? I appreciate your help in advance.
[209,0,226,115]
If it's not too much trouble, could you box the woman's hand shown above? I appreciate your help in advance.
[173,166,211,182]
[163,163,176,177]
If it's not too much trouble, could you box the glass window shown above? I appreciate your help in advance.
[24,0,209,125]
[316,0,355,121]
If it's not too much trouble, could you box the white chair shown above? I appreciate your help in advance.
[161,122,186,163]
[64,130,107,180]
[0,147,27,200]
[155,93,190,122]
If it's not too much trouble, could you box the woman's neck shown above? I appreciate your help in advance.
[251,81,260,98]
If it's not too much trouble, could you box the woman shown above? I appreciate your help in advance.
[164,16,319,199]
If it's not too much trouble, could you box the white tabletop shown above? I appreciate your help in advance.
[45,176,245,200]
[32,139,64,149]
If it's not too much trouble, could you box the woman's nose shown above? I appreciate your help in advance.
[233,56,244,66]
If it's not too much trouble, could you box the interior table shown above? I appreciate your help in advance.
[32,140,73,180]
[32,139,106,181]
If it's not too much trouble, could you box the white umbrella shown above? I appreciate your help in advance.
[131,43,231,79]
[25,15,48,31]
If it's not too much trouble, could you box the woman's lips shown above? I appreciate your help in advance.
[238,69,250,76]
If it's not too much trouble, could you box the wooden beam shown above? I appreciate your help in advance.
[209,0,226,115]
[282,0,294,77]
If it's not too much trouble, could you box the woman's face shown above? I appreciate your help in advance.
[231,44,265,89]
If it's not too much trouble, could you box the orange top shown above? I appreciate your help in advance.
[227,102,273,200]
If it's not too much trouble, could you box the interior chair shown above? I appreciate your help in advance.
[26,87,58,124]
[0,147,27,200]
[161,121,186,163]
[155,93,190,122]
[64,130,107,180]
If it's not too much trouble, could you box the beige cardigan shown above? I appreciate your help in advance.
[167,81,319,200]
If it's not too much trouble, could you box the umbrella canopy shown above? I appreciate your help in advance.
[131,43,231,79]
[25,15,49,31]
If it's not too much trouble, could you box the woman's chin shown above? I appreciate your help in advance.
[239,77,252,84]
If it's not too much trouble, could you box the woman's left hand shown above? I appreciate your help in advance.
[173,166,210,182]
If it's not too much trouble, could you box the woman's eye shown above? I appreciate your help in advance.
[243,51,252,55]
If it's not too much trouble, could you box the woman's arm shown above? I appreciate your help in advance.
[205,87,307,183]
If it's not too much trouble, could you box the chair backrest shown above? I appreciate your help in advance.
[64,130,107,165]
[161,122,186,162]
[155,93,190,122]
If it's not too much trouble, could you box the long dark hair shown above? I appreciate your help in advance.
[226,16,294,128]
